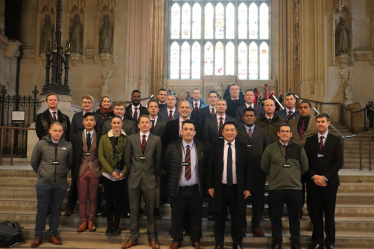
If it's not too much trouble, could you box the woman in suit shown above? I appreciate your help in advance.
[98,115,128,235]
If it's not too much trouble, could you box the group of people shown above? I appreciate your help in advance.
[29,84,342,249]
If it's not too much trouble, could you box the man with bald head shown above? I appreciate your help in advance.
[255,99,285,143]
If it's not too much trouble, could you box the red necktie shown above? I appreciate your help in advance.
[218,117,224,137]
[133,107,138,121]
[319,136,324,153]
[168,110,173,121]
[52,112,57,121]
[194,103,198,113]
[287,111,293,120]
[54,142,57,147]
[299,120,306,138]
[141,135,147,154]
[248,127,253,138]
[268,118,272,123]
[150,120,155,133]
[283,144,287,150]
[185,145,191,180]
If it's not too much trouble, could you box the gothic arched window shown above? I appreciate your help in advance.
[169,0,271,80]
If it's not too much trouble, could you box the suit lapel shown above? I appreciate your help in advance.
[250,126,261,142]
[238,126,250,142]
[145,133,153,155]
[212,115,219,135]
[321,133,332,153]
[305,116,316,136]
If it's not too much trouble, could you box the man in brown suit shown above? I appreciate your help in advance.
[289,101,318,219]
[71,113,102,232]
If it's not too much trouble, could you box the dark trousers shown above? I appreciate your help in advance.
[170,185,203,244]
[251,191,265,229]
[301,174,312,216]
[66,178,102,211]
[102,176,125,223]
[309,183,338,246]
[268,190,302,246]
[35,182,67,238]
[214,184,245,246]
[121,177,130,213]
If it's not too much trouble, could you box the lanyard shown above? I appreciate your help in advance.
[278,143,289,163]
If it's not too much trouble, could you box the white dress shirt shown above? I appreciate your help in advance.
[318,131,329,146]
[179,140,198,186]
[245,103,255,109]
[193,100,200,110]
[140,131,150,143]
[49,109,58,120]
[286,108,296,114]
[132,104,140,117]
[209,105,216,114]
[222,140,237,184]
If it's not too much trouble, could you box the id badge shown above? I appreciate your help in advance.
[139,156,146,161]
[52,161,59,165]
[283,163,290,168]
[247,145,252,147]
[317,154,324,158]
[219,136,224,139]
[85,152,91,156]
[182,162,189,167]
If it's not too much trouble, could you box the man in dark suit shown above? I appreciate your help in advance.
[199,90,219,126]
[225,83,245,118]
[164,120,208,249]
[64,95,103,216]
[304,113,343,249]
[208,121,250,249]
[35,93,71,141]
[235,89,264,123]
[157,88,168,110]
[158,93,180,122]
[204,99,238,149]
[102,101,137,135]
[275,92,300,122]
[236,108,270,237]
[122,116,162,249]
[125,90,149,122]
[188,88,208,122]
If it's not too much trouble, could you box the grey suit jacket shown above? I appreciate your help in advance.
[158,108,180,122]
[275,109,300,123]
[203,114,239,148]
[152,118,167,137]
[125,133,162,190]
[235,104,264,123]
[289,116,318,147]
[101,118,136,136]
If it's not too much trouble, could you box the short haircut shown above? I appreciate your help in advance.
[178,100,191,108]
[264,84,268,86]
[182,119,195,130]
[316,113,330,121]
[158,88,167,94]
[264,99,275,105]
[222,121,237,130]
[167,93,176,99]
[217,99,227,105]
[284,92,296,98]
[82,95,94,101]
[46,93,59,102]
[101,96,112,103]
[192,88,200,92]
[279,123,291,132]
[111,115,123,122]
[208,90,218,97]
[83,112,96,121]
[245,89,255,95]
[132,90,141,95]
[300,101,312,109]
[139,115,151,122]
[242,107,255,117]
[50,121,63,129]
[229,83,239,90]
[148,99,159,108]
[113,101,125,108]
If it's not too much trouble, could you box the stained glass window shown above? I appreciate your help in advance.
[169,0,271,80]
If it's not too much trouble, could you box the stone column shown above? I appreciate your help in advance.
[0,0,5,35]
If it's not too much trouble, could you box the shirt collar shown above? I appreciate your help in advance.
[151,116,158,122]
[182,140,194,149]
[318,131,328,139]
[168,107,175,112]
[140,131,150,138]
[245,103,254,108]
[245,124,255,131]
[224,140,235,146]
[49,109,58,114]
[231,97,239,100]
[51,138,60,144]
[193,99,200,103]
[217,114,226,120]
[209,105,216,109]
[279,140,289,146]
[84,129,95,136]
[133,104,140,109]
[286,108,296,113]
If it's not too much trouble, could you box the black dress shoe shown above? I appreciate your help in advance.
[232,245,243,249]
[214,245,224,249]
[291,245,301,249]
[155,208,162,219]
[271,244,282,249]
[105,222,113,235]
[325,245,334,249]
[313,244,323,249]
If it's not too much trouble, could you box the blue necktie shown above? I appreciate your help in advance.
[227,143,233,186]
[86,133,91,151]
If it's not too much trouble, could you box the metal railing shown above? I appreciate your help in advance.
[0,126,35,166]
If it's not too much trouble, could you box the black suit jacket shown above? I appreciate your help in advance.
[70,111,103,139]
[199,106,214,126]
[304,133,343,186]
[203,114,239,149]
[236,125,270,192]
[275,109,300,123]
[225,96,245,118]
[152,118,167,137]
[235,104,264,123]
[35,109,71,141]
[161,118,204,149]
[207,139,250,214]
[124,104,149,122]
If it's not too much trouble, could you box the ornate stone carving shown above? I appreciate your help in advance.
[69,0,86,12]
[40,15,54,54]
[337,54,350,69]
[100,52,111,66]
[339,69,353,105]
[101,68,113,97]
[99,15,113,53]
[354,50,373,61]
[335,16,350,56]
[69,14,83,54]
[334,0,351,12]
[100,0,116,11]
[39,0,56,12]
[5,40,21,58]
[70,52,81,67]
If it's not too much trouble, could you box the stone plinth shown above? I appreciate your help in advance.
[346,101,367,133]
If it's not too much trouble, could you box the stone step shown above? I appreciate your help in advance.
[342,163,372,170]
[17,224,374,248]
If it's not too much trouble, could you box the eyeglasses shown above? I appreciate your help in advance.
[279,130,291,133]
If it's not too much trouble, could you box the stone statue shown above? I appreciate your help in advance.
[99,15,113,53]
[69,14,83,54]
[335,16,350,56]
[40,15,54,54]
